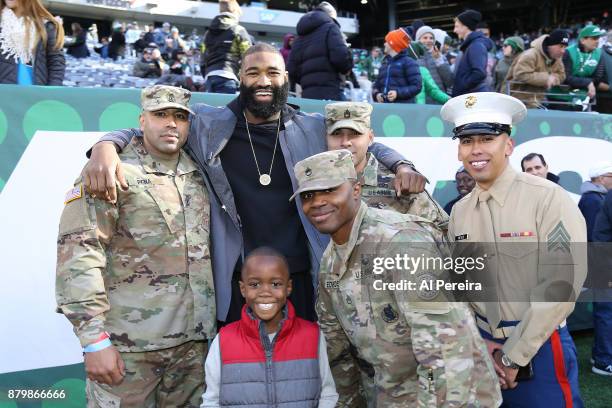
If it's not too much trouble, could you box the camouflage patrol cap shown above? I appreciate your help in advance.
[141,85,194,115]
[325,102,373,135]
[289,149,357,201]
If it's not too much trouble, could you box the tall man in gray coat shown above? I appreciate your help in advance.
[83,43,425,324]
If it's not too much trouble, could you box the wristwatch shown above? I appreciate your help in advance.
[500,352,520,369]
[391,160,417,173]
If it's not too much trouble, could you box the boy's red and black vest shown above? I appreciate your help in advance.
[218,301,321,407]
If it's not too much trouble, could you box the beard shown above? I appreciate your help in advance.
[240,81,289,119]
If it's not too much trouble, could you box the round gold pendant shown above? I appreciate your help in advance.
[259,174,271,186]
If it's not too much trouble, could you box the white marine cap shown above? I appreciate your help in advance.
[440,92,527,139]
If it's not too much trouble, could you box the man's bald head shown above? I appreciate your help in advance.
[242,43,286,71]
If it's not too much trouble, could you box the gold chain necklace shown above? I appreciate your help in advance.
[242,110,281,186]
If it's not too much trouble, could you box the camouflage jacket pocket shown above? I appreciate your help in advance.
[144,184,184,235]
[369,297,411,345]
[120,182,182,249]
[86,381,121,407]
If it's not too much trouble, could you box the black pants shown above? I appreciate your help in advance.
[222,269,317,326]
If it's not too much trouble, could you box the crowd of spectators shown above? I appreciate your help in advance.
[1,0,611,113]
[346,12,612,112]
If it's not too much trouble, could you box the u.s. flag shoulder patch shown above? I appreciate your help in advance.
[64,184,83,204]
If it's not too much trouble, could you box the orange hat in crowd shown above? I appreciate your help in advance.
[385,28,410,52]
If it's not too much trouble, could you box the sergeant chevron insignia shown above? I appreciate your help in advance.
[547,221,570,253]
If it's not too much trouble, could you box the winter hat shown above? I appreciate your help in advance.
[543,29,570,47]
[503,36,525,53]
[578,25,606,39]
[416,25,434,41]
[402,26,415,40]
[456,9,482,31]
[219,0,242,17]
[589,161,612,178]
[316,2,337,20]
[385,28,410,52]
[411,19,425,33]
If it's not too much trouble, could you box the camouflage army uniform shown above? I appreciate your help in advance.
[56,136,215,408]
[355,152,448,406]
[359,152,449,233]
[316,202,501,408]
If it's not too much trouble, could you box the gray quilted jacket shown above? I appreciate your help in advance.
[419,50,454,95]
[0,21,65,85]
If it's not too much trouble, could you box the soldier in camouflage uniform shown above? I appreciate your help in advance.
[291,150,501,407]
[56,85,215,408]
[325,102,449,234]
[325,101,450,404]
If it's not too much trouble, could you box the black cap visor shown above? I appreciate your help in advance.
[452,122,512,139]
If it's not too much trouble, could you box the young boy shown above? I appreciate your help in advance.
[201,247,338,407]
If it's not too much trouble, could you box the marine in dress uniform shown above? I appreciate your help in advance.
[56,86,215,407]
[442,92,587,407]
[292,150,501,407]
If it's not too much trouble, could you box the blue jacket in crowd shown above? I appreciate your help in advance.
[593,190,612,242]
[288,10,353,101]
[578,181,608,242]
[452,31,493,96]
[372,51,422,103]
